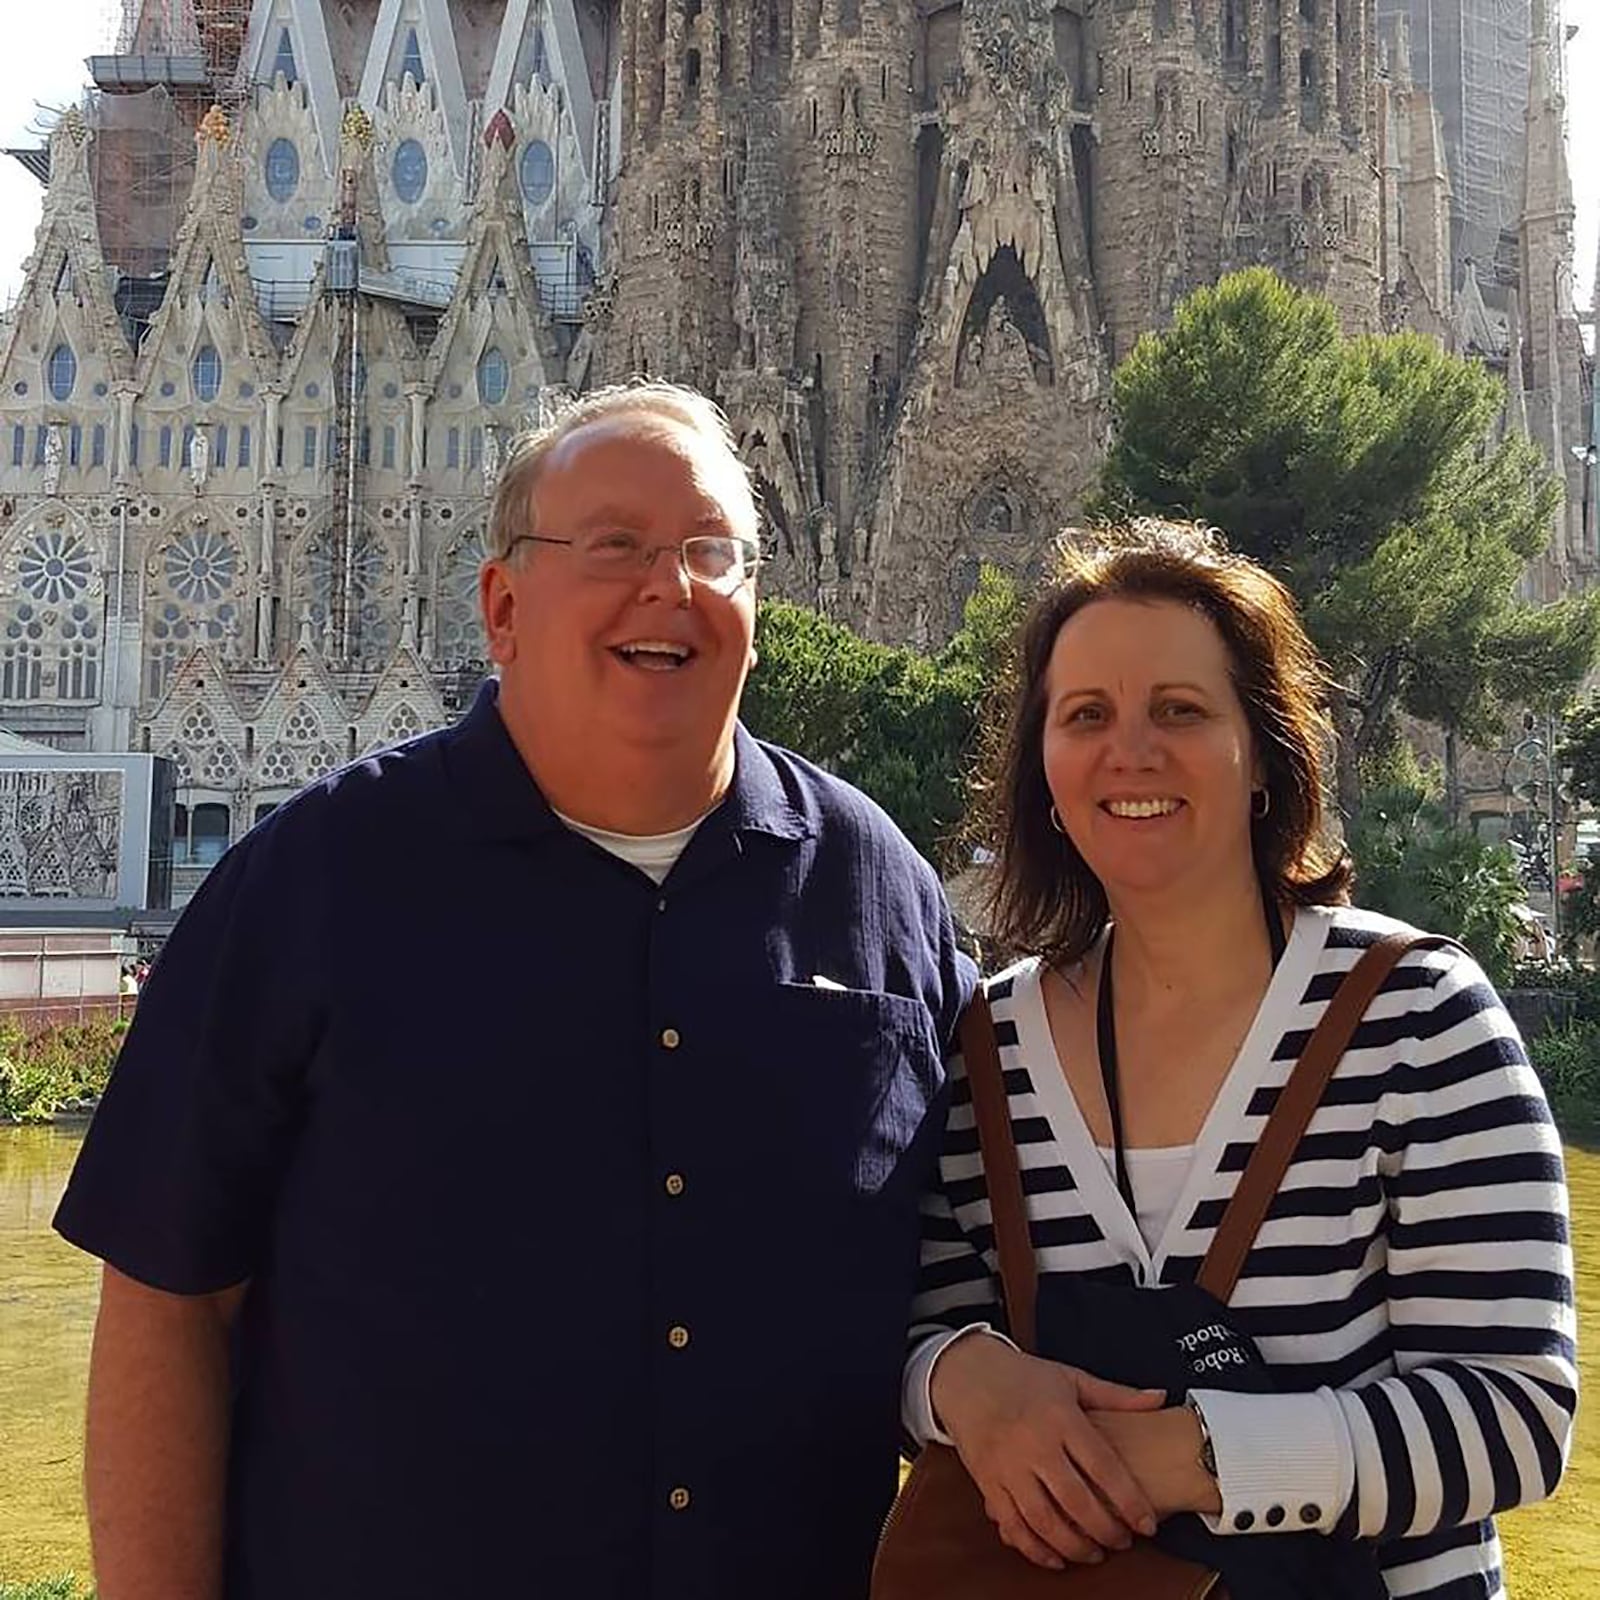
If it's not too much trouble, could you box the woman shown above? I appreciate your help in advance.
[904,520,1574,1597]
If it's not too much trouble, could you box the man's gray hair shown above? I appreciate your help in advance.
[486,380,757,561]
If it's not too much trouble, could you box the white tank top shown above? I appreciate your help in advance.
[1094,1143,1196,1250]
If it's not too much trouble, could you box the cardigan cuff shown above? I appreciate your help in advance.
[1189,1388,1351,1536]
[902,1324,1019,1445]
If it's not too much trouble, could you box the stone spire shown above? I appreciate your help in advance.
[1518,0,1578,400]
[1518,0,1586,579]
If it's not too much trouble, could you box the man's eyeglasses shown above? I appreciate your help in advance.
[506,530,761,594]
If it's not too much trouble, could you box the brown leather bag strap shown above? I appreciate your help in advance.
[1195,930,1454,1302]
[958,994,1038,1352]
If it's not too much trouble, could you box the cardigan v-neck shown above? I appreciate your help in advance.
[1011,905,1325,1282]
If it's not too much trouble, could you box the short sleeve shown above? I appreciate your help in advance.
[54,802,329,1293]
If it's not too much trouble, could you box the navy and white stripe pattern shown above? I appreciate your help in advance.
[911,905,1576,1598]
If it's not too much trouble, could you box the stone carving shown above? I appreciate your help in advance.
[482,424,502,493]
[195,104,231,148]
[342,104,375,151]
[188,425,210,491]
[42,427,63,496]
[0,769,121,899]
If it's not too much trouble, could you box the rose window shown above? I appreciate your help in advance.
[435,534,487,664]
[6,602,46,644]
[305,532,395,662]
[19,529,93,605]
[384,704,424,744]
[61,602,99,645]
[304,742,340,780]
[166,530,239,604]
[282,706,323,744]
[181,705,220,745]
[258,744,298,785]
[202,744,240,785]
[162,745,195,785]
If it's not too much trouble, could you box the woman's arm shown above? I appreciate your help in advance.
[903,1048,1163,1568]
[1096,949,1577,1542]
[1320,949,1575,1540]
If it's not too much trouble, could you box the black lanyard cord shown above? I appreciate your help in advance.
[1095,882,1288,1217]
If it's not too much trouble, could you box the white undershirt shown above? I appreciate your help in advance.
[1094,1143,1197,1251]
[553,807,713,884]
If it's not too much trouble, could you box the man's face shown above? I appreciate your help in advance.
[481,412,759,759]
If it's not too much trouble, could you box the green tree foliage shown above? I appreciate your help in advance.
[1096,269,1598,793]
[1558,697,1600,808]
[1347,784,1524,983]
[740,568,1019,864]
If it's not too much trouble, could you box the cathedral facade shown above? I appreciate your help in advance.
[0,0,1586,900]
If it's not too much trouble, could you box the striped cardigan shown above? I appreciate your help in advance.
[909,905,1576,1598]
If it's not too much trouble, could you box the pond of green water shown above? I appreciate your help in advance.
[0,1127,97,1583]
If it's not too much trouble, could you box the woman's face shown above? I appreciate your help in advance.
[1041,596,1262,903]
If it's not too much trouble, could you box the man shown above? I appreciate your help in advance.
[56,382,975,1600]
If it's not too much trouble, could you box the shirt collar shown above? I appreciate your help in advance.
[444,680,811,846]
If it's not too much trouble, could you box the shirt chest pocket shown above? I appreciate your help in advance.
[762,982,945,1198]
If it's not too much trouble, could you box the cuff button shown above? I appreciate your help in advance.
[1232,1511,1255,1531]
[1299,1504,1322,1525]
[1265,1505,1286,1527]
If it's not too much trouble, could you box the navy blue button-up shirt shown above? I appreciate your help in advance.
[56,683,975,1600]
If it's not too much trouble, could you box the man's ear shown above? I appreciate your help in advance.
[480,561,517,666]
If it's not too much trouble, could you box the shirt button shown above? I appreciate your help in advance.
[668,1486,691,1512]
[664,1173,685,1197]
[1232,1510,1255,1531]
[657,897,668,913]
[667,1324,690,1349]
[1299,1504,1322,1525]
[1265,1505,1285,1527]
[660,1027,681,1050]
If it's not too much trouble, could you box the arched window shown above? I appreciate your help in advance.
[520,140,555,207]
[271,26,297,85]
[400,27,427,86]
[5,527,100,703]
[477,347,510,405]
[393,140,428,204]
[47,344,76,401]
[265,138,299,202]
[531,26,550,84]
[192,345,222,401]
[190,803,230,866]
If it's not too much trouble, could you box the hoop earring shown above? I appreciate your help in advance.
[1050,805,1067,835]
[1251,788,1271,820]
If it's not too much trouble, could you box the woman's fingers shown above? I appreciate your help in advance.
[993,1506,1069,1570]
[1074,1372,1166,1412]
[1069,1411,1160,1535]
[998,1480,1100,1567]
[1036,1446,1137,1551]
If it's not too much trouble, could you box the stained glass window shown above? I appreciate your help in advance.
[393,140,428,204]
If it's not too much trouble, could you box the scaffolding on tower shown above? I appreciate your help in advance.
[86,0,252,284]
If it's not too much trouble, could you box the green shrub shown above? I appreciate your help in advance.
[1528,1020,1600,1128]
[0,1015,127,1123]
[0,1580,93,1600]
[1348,784,1524,985]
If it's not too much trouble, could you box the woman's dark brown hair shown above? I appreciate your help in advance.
[984,518,1351,968]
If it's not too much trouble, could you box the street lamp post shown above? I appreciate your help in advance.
[1507,714,1564,949]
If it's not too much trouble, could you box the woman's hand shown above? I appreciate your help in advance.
[1087,1406,1223,1519]
[929,1333,1165,1569]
